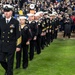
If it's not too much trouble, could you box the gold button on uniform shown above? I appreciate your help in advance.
[3,32,5,33]
[2,40,4,42]
[7,41,9,43]
[2,36,4,38]
[8,32,10,34]
[8,36,9,38]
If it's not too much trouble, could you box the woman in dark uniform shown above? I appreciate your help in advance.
[16,16,32,69]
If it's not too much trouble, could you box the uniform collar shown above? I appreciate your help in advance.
[21,25,25,29]
[35,20,38,22]
[29,21,32,23]
[6,17,12,22]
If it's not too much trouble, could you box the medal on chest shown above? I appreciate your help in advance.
[10,29,13,33]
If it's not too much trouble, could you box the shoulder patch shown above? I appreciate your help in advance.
[24,26,28,30]
[25,21,29,23]
[32,21,36,23]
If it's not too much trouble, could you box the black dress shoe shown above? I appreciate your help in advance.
[23,64,28,69]
[30,57,33,61]
[15,66,20,69]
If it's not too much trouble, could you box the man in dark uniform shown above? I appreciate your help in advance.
[38,11,46,49]
[44,12,50,46]
[27,13,38,60]
[0,4,21,75]
[0,26,7,75]
[34,13,41,54]
[54,15,59,39]
[49,13,56,42]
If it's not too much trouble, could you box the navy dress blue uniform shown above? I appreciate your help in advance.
[50,19,55,42]
[40,18,46,49]
[35,20,41,54]
[0,4,21,75]
[29,21,38,60]
[52,19,57,40]
[54,18,59,39]
[43,17,47,46]
[43,18,46,47]
[48,19,52,44]
[46,17,50,45]
[21,24,32,68]
[16,23,32,69]
[0,40,1,59]
[0,37,7,75]
[0,17,21,75]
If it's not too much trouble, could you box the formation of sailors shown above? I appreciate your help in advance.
[0,1,75,75]
[15,10,59,69]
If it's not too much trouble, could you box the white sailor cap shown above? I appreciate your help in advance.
[37,11,44,14]
[19,16,27,20]
[3,4,13,11]
[52,12,57,15]
[30,4,35,9]
[27,13,34,16]
[49,14,56,16]
[34,13,40,16]
[44,11,48,14]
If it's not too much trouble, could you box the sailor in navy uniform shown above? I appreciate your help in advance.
[16,16,32,69]
[0,4,21,75]
[45,14,50,45]
[34,13,41,54]
[39,12,46,50]
[27,13,38,60]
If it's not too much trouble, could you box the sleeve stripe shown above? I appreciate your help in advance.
[17,36,22,46]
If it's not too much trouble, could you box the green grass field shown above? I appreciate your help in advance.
[0,39,75,75]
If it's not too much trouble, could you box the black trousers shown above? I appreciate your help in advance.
[0,51,15,75]
[51,32,54,42]
[41,36,45,49]
[46,33,50,45]
[16,44,28,69]
[0,53,7,71]
[54,30,58,39]
[30,40,35,60]
[35,35,41,54]
[63,32,71,38]
[49,32,51,44]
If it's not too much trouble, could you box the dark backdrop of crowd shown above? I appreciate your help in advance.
[0,0,75,26]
